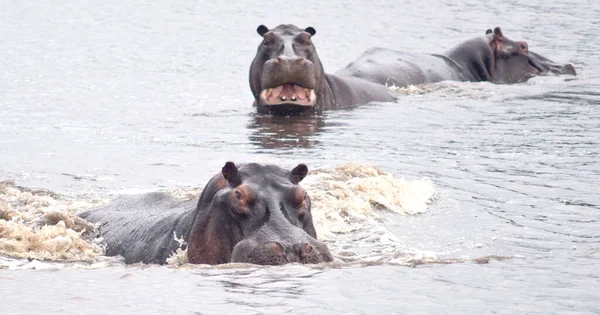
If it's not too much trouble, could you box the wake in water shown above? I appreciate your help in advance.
[1,165,449,269]
[0,180,106,266]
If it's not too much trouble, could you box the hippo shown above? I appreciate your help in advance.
[249,24,396,116]
[337,27,576,87]
[78,162,333,265]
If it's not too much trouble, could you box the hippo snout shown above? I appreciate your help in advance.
[261,56,317,90]
[544,62,576,76]
[231,238,333,266]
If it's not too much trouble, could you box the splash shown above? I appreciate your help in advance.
[389,81,496,100]
[305,164,435,239]
[389,84,437,95]
[0,180,105,263]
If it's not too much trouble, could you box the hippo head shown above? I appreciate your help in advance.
[249,24,324,115]
[187,162,333,265]
[485,27,576,83]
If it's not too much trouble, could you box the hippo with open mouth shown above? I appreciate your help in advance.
[337,27,576,87]
[79,162,332,265]
[249,24,395,115]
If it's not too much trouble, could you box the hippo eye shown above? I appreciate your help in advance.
[230,185,256,216]
[234,190,243,201]
[296,33,312,45]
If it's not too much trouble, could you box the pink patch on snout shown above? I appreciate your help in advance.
[294,85,306,100]
[266,85,284,101]
[279,84,296,99]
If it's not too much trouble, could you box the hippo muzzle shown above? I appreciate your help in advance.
[259,56,318,109]
[231,233,332,265]
[528,51,576,76]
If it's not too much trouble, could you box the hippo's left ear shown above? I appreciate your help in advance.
[257,25,270,37]
[222,162,241,186]
[304,27,316,37]
[291,164,308,184]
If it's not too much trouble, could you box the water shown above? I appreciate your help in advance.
[1,0,599,314]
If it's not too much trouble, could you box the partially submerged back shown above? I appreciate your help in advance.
[78,192,197,264]
[338,27,576,87]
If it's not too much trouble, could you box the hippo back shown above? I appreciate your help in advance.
[337,47,472,87]
[79,192,197,264]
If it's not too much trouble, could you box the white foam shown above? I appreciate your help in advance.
[1,164,440,268]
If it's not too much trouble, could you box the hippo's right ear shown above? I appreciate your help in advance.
[493,27,503,40]
[257,25,269,37]
[222,162,241,185]
[304,27,316,36]
[489,27,505,54]
[291,164,308,184]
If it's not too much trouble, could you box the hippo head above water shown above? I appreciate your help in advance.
[249,24,324,115]
[187,162,333,265]
[486,27,576,82]
[456,27,576,83]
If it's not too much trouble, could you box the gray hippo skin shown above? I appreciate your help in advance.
[337,27,576,87]
[79,162,333,265]
[249,24,395,116]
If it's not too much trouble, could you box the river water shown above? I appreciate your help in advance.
[1,0,599,314]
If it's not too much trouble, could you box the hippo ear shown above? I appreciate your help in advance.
[493,27,503,39]
[486,29,493,35]
[304,27,316,36]
[291,164,308,184]
[257,25,269,37]
[222,162,241,185]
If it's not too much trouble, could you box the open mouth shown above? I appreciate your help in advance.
[260,84,317,107]
[527,58,545,74]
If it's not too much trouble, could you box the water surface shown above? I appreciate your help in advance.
[1,0,599,314]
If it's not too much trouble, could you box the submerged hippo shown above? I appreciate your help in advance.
[249,24,395,115]
[79,162,332,265]
[337,27,576,87]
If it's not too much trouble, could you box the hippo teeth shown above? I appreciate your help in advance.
[260,84,316,107]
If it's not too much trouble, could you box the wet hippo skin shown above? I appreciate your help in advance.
[79,162,333,265]
[337,27,576,87]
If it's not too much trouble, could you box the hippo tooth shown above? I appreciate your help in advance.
[291,96,297,101]
[281,96,287,101]
[267,89,272,98]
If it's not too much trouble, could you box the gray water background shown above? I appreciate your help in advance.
[1,0,599,314]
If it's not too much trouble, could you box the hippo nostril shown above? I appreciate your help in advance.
[302,243,313,254]
[272,242,285,255]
